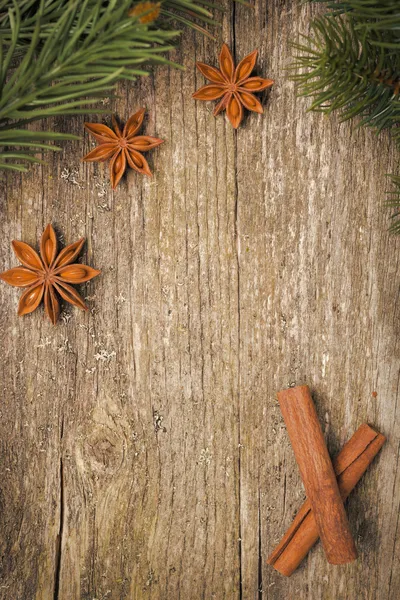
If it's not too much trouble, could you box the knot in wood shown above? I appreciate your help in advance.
[79,413,126,477]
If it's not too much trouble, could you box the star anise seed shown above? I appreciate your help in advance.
[82,108,164,189]
[193,43,274,129]
[0,224,101,325]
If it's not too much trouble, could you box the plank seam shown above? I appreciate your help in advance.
[53,415,65,600]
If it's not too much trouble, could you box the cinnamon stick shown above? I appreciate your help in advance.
[267,423,385,576]
[277,385,357,564]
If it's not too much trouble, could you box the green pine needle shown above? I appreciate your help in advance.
[291,15,400,134]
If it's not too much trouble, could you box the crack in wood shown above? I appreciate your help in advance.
[231,3,244,599]
[53,417,65,600]
[258,491,263,600]
[230,6,247,599]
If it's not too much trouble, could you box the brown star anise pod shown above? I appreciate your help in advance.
[129,1,161,23]
[82,108,164,189]
[0,224,101,325]
[193,43,274,129]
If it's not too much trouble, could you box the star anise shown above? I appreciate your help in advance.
[129,1,161,24]
[0,224,100,325]
[193,43,274,129]
[82,108,164,189]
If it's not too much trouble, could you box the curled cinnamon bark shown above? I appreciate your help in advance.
[268,422,385,576]
[276,385,358,565]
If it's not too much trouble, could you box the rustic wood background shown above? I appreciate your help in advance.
[0,1,399,599]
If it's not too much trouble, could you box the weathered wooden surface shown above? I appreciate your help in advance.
[0,1,399,598]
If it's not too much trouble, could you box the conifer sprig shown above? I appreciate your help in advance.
[0,0,225,172]
[291,14,400,138]
[292,0,400,232]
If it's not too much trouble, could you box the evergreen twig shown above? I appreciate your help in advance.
[0,0,226,172]
[291,0,400,232]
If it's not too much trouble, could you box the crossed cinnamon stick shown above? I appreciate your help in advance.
[267,385,385,576]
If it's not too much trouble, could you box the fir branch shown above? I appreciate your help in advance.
[0,0,226,172]
[311,1,400,46]
[291,14,400,136]
[292,1,400,233]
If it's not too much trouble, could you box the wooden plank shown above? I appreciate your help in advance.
[0,1,399,599]
[234,2,400,599]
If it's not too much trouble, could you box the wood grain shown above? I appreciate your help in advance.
[0,1,399,599]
